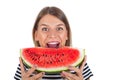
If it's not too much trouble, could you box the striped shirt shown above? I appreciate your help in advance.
[14,63,93,80]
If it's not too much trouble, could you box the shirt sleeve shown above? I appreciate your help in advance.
[82,63,93,80]
[14,64,21,80]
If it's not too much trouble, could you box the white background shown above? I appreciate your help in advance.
[0,0,120,80]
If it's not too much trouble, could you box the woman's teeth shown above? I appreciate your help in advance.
[47,42,60,48]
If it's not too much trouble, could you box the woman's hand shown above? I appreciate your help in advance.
[19,57,44,80]
[61,55,87,80]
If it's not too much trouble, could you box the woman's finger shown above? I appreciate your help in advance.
[68,66,81,77]
[68,56,87,77]
[32,72,45,80]
[62,71,78,80]
[26,65,37,77]
[66,76,72,80]
[80,55,87,71]
[19,57,25,73]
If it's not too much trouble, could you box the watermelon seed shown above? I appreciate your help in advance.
[47,62,49,64]
[62,54,64,56]
[32,57,37,61]
[32,58,35,60]
[61,59,63,62]
[50,61,52,64]
[42,54,47,57]
[58,60,60,62]
[37,56,41,59]
[25,49,29,53]
[45,54,47,57]
[56,53,59,56]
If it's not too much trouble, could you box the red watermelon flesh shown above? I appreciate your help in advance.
[20,47,85,73]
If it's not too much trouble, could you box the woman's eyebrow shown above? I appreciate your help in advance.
[39,24,48,27]
[57,24,65,27]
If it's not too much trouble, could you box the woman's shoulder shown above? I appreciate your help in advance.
[82,63,93,80]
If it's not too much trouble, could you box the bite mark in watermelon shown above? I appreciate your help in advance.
[20,47,85,73]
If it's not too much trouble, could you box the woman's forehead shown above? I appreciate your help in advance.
[38,14,66,27]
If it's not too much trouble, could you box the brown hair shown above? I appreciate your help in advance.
[32,6,72,47]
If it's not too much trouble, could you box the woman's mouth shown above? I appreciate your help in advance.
[46,41,60,48]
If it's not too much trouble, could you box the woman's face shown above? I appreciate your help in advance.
[35,14,68,48]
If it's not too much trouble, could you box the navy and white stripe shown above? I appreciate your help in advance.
[14,63,93,80]
[82,63,93,80]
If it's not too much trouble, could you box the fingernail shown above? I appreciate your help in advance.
[62,71,66,74]
[68,66,73,70]
[33,65,37,68]
[61,73,65,77]
[68,65,73,68]
[42,72,45,75]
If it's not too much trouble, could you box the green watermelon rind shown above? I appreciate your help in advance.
[20,48,85,73]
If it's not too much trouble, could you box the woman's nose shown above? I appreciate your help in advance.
[48,30,57,38]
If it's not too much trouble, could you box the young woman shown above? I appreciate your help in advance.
[14,6,93,80]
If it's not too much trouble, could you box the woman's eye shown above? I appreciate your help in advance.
[56,27,63,31]
[42,27,48,31]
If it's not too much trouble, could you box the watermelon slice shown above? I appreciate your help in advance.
[20,47,85,73]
